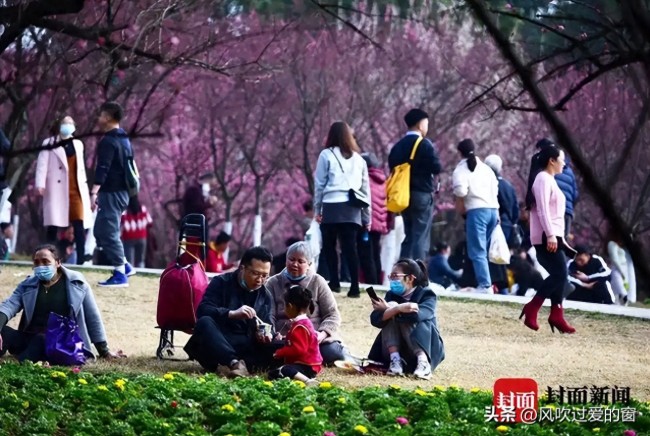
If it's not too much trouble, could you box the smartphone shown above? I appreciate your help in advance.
[365,286,380,302]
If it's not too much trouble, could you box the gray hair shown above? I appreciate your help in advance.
[286,241,312,261]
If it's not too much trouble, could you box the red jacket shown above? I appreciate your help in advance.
[120,206,152,241]
[368,167,388,234]
[205,242,234,273]
[274,315,323,373]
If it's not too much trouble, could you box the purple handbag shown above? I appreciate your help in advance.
[45,312,86,366]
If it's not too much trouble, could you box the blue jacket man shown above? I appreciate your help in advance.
[554,159,579,237]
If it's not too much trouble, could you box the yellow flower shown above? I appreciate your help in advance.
[22,401,29,409]
[98,385,109,391]
[496,425,509,433]
[303,405,315,414]
[592,429,600,433]
[319,381,332,389]
[50,371,67,379]
[470,387,481,393]
[390,384,401,390]
[78,379,88,385]
[264,381,274,387]
[547,404,557,410]
[279,433,291,436]
[293,380,306,388]
[354,425,368,434]
[198,377,206,383]
[433,385,446,391]
[163,373,174,381]
[338,397,347,404]
[162,423,170,428]
[414,389,428,396]
[221,404,235,412]
[450,384,460,389]
[114,379,126,391]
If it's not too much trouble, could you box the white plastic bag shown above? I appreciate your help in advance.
[305,219,322,258]
[489,225,511,265]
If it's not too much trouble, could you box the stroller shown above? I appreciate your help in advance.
[155,214,209,359]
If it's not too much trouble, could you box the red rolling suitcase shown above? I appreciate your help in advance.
[155,214,209,359]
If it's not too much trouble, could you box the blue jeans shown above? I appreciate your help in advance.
[94,191,129,268]
[400,191,434,261]
[466,208,498,289]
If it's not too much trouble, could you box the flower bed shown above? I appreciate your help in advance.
[0,363,647,435]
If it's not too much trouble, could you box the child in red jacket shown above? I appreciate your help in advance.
[269,285,323,384]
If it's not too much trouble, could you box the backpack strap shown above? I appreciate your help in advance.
[409,136,423,161]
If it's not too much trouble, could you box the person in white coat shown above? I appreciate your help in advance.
[313,121,371,298]
[35,116,93,265]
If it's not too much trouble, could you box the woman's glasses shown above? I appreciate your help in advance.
[388,273,407,280]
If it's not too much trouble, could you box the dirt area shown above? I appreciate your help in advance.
[1,265,649,400]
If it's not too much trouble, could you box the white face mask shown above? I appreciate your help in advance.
[201,183,210,197]
[59,123,75,138]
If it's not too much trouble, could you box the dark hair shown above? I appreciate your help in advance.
[215,231,231,245]
[302,200,313,213]
[394,258,429,288]
[33,244,61,261]
[536,137,555,149]
[240,246,273,267]
[434,242,450,254]
[537,144,561,168]
[404,108,429,129]
[324,121,360,159]
[0,222,11,232]
[99,101,124,122]
[284,285,315,314]
[574,244,591,255]
[127,195,141,215]
[457,138,477,172]
[199,172,215,181]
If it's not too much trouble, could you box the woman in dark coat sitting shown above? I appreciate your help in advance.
[368,258,444,380]
[0,244,124,363]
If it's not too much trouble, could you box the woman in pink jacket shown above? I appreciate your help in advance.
[35,116,93,265]
[358,152,389,285]
[519,145,576,334]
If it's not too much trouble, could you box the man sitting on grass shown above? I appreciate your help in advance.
[184,246,276,377]
[566,245,615,305]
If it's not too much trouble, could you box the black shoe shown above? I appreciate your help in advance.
[331,287,341,293]
[347,290,360,298]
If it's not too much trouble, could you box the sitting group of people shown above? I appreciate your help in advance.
[0,241,445,382]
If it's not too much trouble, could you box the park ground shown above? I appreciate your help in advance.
[1,265,649,401]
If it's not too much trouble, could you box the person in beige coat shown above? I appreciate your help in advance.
[266,241,348,364]
[35,116,93,265]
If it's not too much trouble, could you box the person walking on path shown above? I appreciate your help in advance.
[91,102,134,287]
[35,116,93,265]
[519,145,576,334]
[313,121,371,298]
[452,139,499,293]
[388,109,442,261]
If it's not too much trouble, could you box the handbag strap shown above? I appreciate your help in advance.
[329,148,353,190]
[409,136,423,161]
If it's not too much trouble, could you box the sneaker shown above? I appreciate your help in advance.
[305,378,319,387]
[413,360,432,380]
[229,360,250,378]
[98,271,129,288]
[124,263,136,277]
[388,358,404,376]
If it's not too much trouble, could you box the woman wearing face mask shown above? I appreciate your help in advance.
[35,116,93,265]
[0,244,125,363]
[368,259,445,380]
[266,241,348,364]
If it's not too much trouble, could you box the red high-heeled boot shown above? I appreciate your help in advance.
[548,304,576,334]
[519,295,545,331]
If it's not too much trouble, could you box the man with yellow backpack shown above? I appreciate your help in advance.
[387,109,443,261]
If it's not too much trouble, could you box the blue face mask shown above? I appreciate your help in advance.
[283,269,305,283]
[59,123,75,138]
[34,265,56,282]
[389,279,406,296]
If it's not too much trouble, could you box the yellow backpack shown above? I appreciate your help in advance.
[386,137,423,213]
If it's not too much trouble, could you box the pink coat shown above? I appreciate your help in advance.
[368,167,388,234]
[35,137,93,229]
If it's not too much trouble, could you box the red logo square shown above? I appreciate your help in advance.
[493,378,539,423]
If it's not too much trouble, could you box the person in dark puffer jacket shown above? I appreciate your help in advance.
[554,157,579,238]
[358,152,388,285]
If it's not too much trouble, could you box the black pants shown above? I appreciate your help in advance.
[268,363,317,380]
[184,316,275,372]
[0,326,47,362]
[321,222,360,294]
[534,244,568,305]
[47,220,85,265]
[358,231,382,285]
[567,283,615,305]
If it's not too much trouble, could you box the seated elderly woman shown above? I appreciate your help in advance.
[368,258,445,380]
[266,241,347,364]
[0,244,124,363]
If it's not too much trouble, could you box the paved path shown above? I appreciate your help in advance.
[3,261,649,320]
